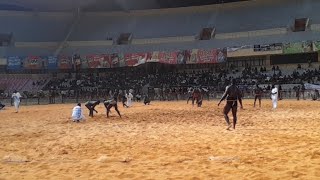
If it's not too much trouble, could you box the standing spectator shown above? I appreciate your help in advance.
[308,59,312,68]
[295,86,300,100]
[126,91,133,107]
[0,101,5,110]
[12,90,22,113]
[278,85,282,100]
[301,84,306,100]
[271,85,278,110]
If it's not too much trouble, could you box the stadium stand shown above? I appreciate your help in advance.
[1,0,320,102]
[0,11,73,42]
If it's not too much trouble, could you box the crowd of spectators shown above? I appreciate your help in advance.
[1,63,319,103]
[40,64,320,100]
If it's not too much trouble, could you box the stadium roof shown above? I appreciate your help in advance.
[0,0,248,12]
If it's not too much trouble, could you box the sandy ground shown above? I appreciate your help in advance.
[0,100,320,180]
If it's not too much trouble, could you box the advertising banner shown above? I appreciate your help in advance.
[196,49,218,64]
[86,54,111,68]
[158,51,178,64]
[176,50,191,64]
[188,49,198,64]
[304,83,320,91]
[125,53,151,66]
[253,43,282,52]
[110,53,125,68]
[217,48,227,63]
[58,55,72,69]
[313,41,320,51]
[283,41,313,54]
[149,51,160,63]
[23,56,45,69]
[47,56,58,70]
[6,56,22,70]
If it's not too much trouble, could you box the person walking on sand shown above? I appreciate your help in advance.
[218,79,243,130]
[192,87,203,107]
[12,90,22,113]
[253,84,263,108]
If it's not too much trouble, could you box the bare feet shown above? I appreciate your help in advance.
[226,124,232,131]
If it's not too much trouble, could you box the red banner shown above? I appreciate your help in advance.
[196,49,218,64]
[24,56,44,69]
[110,53,125,68]
[125,53,152,66]
[86,54,111,68]
[158,51,178,64]
[58,55,72,69]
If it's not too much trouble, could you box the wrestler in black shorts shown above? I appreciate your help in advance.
[104,97,121,118]
[218,79,243,130]
[144,95,151,105]
[253,84,263,108]
[85,100,100,117]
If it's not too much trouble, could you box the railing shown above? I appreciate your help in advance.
[150,90,316,101]
[0,90,317,107]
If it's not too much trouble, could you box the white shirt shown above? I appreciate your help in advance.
[271,87,278,99]
[72,105,82,119]
[12,92,22,103]
[126,93,133,100]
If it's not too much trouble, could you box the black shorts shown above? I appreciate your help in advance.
[226,100,237,107]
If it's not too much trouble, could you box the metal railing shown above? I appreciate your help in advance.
[0,90,317,107]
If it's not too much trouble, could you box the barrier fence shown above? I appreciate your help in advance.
[0,90,317,107]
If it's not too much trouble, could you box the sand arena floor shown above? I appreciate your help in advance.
[0,100,320,179]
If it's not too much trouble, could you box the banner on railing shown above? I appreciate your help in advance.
[58,55,72,69]
[283,41,313,54]
[254,43,283,52]
[110,53,125,68]
[5,49,226,70]
[6,56,22,70]
[86,54,111,68]
[227,44,282,57]
[188,48,226,64]
[47,56,58,70]
[304,83,320,91]
[313,41,320,51]
[217,48,227,63]
[23,56,46,69]
[149,51,160,63]
[196,49,218,64]
[176,50,191,64]
[188,49,198,64]
[125,53,151,66]
[227,45,252,57]
[158,51,178,64]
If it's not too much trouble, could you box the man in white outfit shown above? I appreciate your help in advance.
[12,90,22,113]
[126,92,133,107]
[71,103,85,122]
[271,85,278,110]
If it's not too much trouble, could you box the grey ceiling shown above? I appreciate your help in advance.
[0,0,248,12]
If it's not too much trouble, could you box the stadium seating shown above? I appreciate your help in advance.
[4,47,56,56]
[0,74,51,94]
[0,0,320,57]
[69,0,320,40]
[0,11,73,42]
